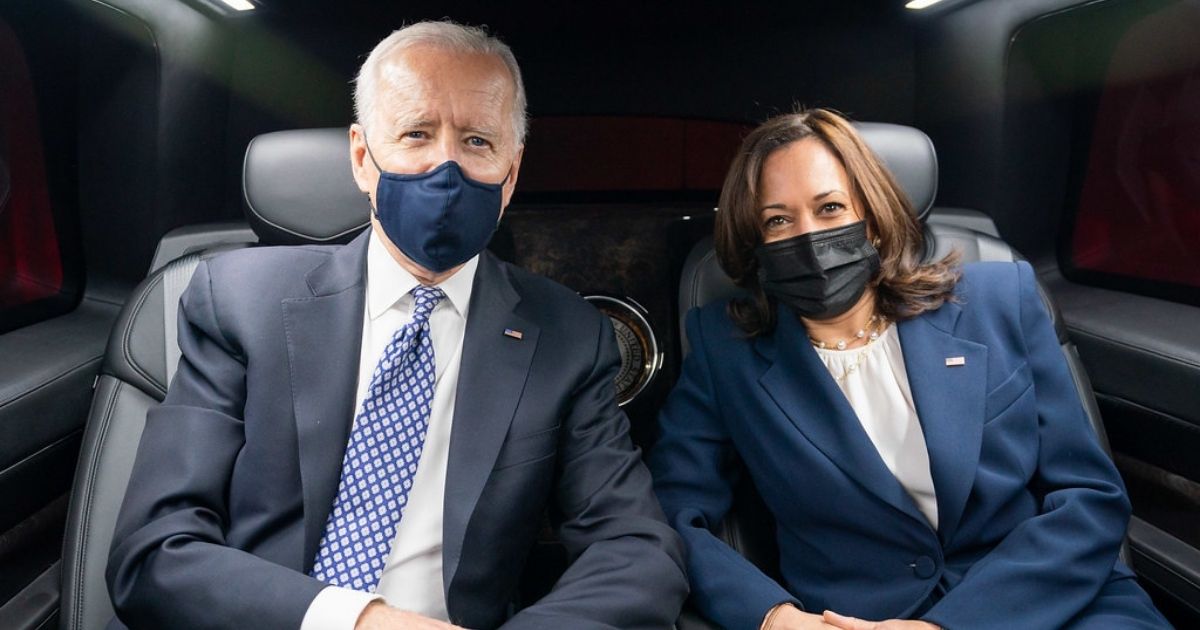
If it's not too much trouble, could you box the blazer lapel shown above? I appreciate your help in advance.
[897,302,987,543]
[442,252,540,600]
[757,306,928,526]
[282,229,369,571]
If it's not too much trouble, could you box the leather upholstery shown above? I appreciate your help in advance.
[100,245,251,400]
[924,222,1070,344]
[60,245,248,630]
[242,128,370,246]
[61,376,156,630]
[854,122,938,221]
[0,302,119,496]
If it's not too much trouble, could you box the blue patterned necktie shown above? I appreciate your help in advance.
[310,285,446,591]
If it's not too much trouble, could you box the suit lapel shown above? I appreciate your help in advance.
[757,306,928,526]
[282,230,369,571]
[897,302,987,543]
[442,252,540,601]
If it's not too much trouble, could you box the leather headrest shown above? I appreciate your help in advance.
[242,128,370,245]
[854,122,938,222]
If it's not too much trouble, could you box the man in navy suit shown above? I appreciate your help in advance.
[106,21,687,630]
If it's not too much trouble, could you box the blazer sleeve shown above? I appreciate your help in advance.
[649,308,802,630]
[106,261,327,630]
[500,313,690,630]
[921,261,1131,630]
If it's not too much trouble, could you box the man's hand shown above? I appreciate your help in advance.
[822,610,941,630]
[762,603,839,629]
[354,601,468,630]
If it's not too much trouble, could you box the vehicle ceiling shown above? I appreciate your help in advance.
[211,0,929,126]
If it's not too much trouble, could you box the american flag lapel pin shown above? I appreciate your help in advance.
[945,356,966,367]
[503,328,524,340]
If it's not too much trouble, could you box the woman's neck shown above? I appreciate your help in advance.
[801,290,880,350]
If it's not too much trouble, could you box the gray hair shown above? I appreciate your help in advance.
[354,20,528,145]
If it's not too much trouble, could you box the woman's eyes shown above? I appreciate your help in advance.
[763,215,791,229]
[762,203,848,230]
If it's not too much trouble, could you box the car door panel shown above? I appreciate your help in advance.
[1046,273,1200,615]
[0,299,118,612]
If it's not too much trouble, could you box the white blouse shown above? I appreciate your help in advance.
[814,325,939,530]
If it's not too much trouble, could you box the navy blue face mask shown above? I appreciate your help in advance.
[365,137,511,273]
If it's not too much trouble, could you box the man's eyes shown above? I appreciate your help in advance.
[397,132,492,149]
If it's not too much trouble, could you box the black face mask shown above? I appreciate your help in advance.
[755,221,880,320]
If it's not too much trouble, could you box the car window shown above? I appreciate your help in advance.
[0,15,80,333]
[1047,0,1200,304]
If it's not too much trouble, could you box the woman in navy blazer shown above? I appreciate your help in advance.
[650,109,1170,630]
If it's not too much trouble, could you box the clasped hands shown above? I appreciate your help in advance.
[354,596,943,630]
[765,603,941,630]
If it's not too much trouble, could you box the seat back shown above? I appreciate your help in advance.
[59,248,241,630]
[676,123,1119,581]
[59,128,368,630]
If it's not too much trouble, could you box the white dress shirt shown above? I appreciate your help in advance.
[814,325,939,529]
[301,230,478,630]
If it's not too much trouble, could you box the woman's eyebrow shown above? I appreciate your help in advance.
[812,189,845,201]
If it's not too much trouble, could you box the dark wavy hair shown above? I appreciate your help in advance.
[715,108,961,336]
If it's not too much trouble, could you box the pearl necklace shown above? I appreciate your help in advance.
[809,314,884,351]
[811,315,889,384]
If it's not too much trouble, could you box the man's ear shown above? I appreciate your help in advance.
[500,144,524,211]
[349,124,376,199]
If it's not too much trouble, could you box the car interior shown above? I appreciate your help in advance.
[0,1,1197,629]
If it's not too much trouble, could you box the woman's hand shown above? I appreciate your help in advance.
[822,610,941,630]
[762,603,839,629]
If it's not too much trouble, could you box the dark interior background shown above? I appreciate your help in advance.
[6,0,932,459]
[0,0,1197,626]
[68,1,924,288]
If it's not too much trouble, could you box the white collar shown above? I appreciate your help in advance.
[365,228,478,322]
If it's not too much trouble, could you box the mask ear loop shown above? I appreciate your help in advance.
[360,131,387,217]
[494,164,516,227]
[361,131,387,174]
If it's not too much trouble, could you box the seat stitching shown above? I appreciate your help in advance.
[71,378,122,630]
[121,274,168,398]
[0,357,103,411]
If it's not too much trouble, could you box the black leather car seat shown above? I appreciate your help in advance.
[58,128,368,630]
[674,123,1121,627]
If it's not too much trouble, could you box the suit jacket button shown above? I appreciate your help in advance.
[912,555,937,579]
